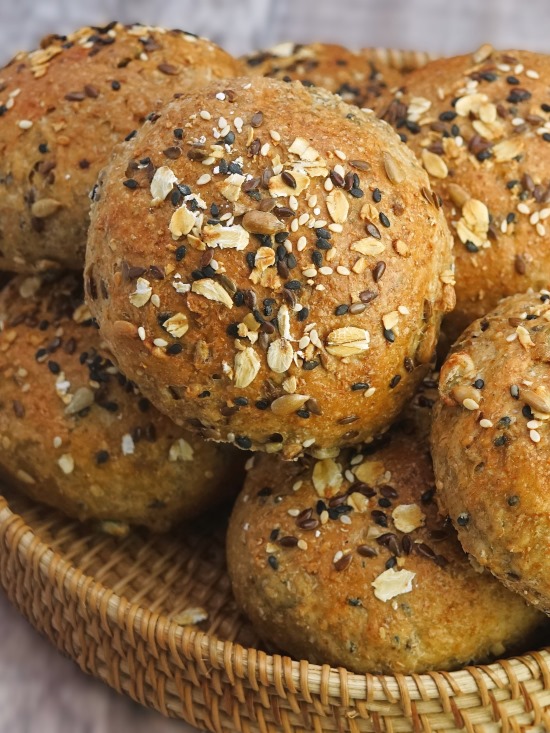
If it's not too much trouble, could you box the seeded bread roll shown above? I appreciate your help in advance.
[0,23,242,273]
[85,76,454,459]
[242,42,402,110]
[378,47,550,341]
[433,290,550,613]
[0,274,244,533]
[227,408,543,673]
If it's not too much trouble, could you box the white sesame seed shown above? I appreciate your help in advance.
[290,218,299,232]
[463,398,479,411]
[270,130,281,142]
[302,268,317,278]
[297,539,308,550]
[287,508,300,517]
[151,294,160,308]
[58,454,74,475]
[526,69,540,79]
[328,223,343,233]
[200,110,211,120]
[517,202,531,215]
[293,480,303,491]
[501,220,508,234]
[319,266,333,275]
[18,119,33,130]
[334,164,346,177]
[511,117,525,127]
[260,142,270,156]
[216,92,226,101]
[302,438,316,448]
[153,338,168,347]
[220,124,231,137]
[53,436,62,448]
[340,515,352,525]
[324,178,334,192]
[336,266,351,276]
[537,223,546,237]
[479,419,493,428]
[234,117,244,133]
[364,387,376,398]
[197,174,211,186]
[289,195,299,211]
[297,236,307,251]
[138,326,146,341]
[334,149,347,160]
[308,195,317,207]
[398,305,410,315]
[530,211,540,225]
[316,284,326,291]
[333,550,343,563]
[298,212,310,226]
[540,208,550,220]
[121,434,135,455]
[527,420,542,429]
[506,333,517,342]
[298,336,311,349]
[530,429,541,443]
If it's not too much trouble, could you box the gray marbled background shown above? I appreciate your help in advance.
[0,1,548,731]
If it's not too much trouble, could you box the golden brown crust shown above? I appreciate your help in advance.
[227,408,543,673]
[377,47,550,340]
[0,23,242,272]
[0,273,244,532]
[242,42,402,110]
[432,290,550,613]
[85,76,454,459]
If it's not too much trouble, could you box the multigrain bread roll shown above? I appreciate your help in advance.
[433,290,550,614]
[242,42,402,110]
[227,405,543,673]
[0,22,242,272]
[0,273,244,532]
[377,46,550,340]
[85,76,455,459]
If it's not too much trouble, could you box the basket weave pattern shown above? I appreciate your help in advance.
[1,47,550,733]
[1,487,550,733]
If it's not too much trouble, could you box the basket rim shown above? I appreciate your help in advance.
[1,491,549,704]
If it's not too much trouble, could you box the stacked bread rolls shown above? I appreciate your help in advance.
[0,29,548,672]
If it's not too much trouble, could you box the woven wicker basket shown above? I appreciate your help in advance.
[1,47,550,733]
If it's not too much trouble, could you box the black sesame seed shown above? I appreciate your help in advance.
[47,361,60,375]
[543,133,550,143]
[457,513,470,527]
[379,212,391,228]
[111,80,121,91]
[351,382,369,391]
[508,495,520,507]
[372,188,382,203]
[297,307,309,322]
[389,375,401,389]
[510,385,520,399]
[285,280,301,291]
[96,450,110,465]
[506,75,520,85]
[465,241,479,253]
[175,245,186,261]
[167,343,183,355]
[473,379,484,389]
[38,143,49,153]
[267,555,279,570]
[349,187,363,198]
[255,399,269,410]
[123,179,138,189]
[235,436,252,450]
[439,110,457,121]
[493,434,508,447]
[316,228,331,239]
[372,261,386,282]
[335,304,349,316]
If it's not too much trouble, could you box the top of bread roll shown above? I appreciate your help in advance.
[377,46,550,340]
[242,42,402,110]
[0,272,243,532]
[0,22,242,272]
[85,76,454,459]
[227,390,543,673]
[432,289,550,613]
